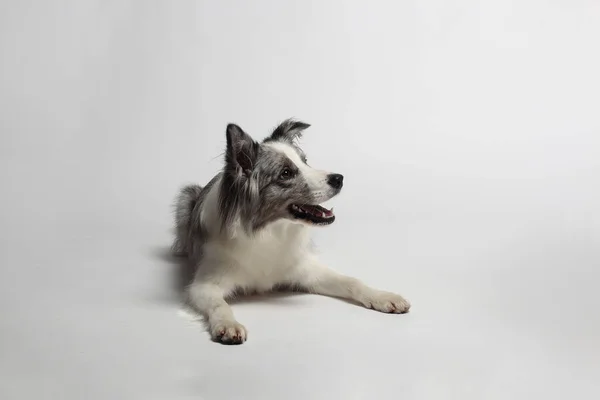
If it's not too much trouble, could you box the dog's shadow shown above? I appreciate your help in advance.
[151,246,196,302]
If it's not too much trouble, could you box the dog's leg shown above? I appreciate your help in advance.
[187,281,247,344]
[293,258,410,313]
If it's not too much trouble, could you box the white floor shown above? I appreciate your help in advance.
[1,1,599,399]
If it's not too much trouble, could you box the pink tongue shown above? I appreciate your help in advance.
[302,205,333,217]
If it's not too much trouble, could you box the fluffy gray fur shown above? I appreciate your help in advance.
[173,119,317,260]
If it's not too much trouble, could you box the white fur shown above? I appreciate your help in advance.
[186,143,410,344]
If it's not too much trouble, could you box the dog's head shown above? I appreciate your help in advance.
[218,119,343,233]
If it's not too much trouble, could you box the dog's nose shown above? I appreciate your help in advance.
[327,173,344,189]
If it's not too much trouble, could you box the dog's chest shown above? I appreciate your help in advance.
[223,223,311,288]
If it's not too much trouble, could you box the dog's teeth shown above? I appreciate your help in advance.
[321,212,326,218]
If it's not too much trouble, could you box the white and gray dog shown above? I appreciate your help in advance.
[173,119,410,344]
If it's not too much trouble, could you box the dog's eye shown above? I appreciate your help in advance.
[280,167,293,180]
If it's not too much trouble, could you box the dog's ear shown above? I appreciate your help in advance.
[225,123,259,176]
[267,119,311,143]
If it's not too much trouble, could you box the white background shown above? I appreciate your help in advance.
[1,1,599,399]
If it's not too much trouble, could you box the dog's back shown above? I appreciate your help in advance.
[172,184,203,256]
[172,174,221,257]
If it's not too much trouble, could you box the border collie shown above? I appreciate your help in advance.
[173,119,410,344]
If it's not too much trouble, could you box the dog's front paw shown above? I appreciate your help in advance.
[363,291,411,314]
[211,321,248,345]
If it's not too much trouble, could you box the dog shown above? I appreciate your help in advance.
[173,119,410,344]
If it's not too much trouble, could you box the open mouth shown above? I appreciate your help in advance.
[289,204,335,225]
